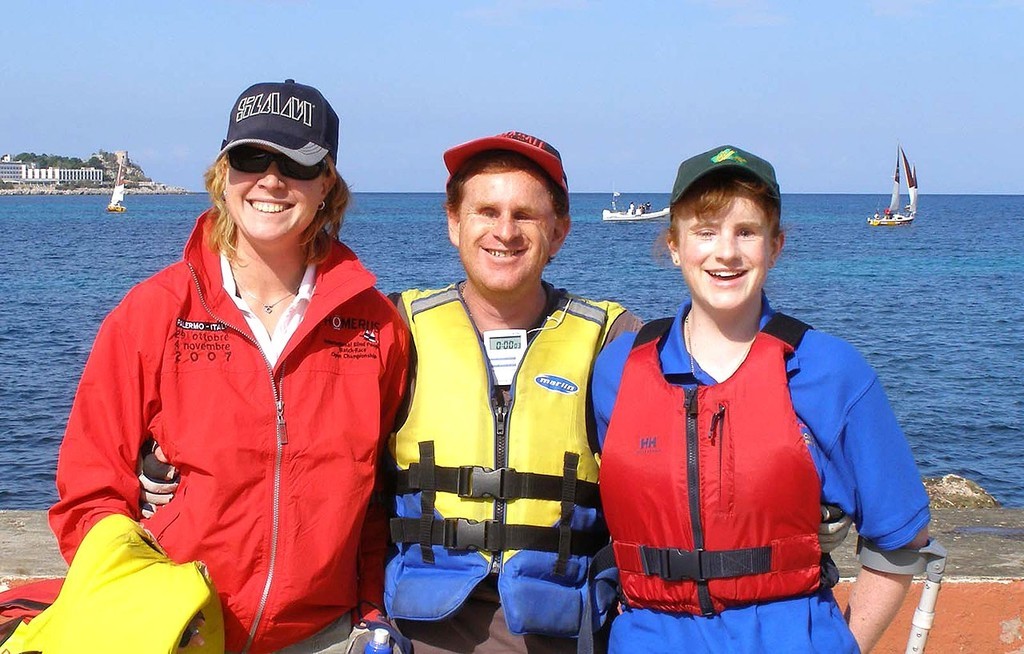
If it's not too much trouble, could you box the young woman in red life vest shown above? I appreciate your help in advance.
[590,145,930,653]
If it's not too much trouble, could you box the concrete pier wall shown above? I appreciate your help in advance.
[3,508,1023,652]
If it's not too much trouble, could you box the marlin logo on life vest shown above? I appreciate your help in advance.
[235,92,314,127]
[534,374,579,395]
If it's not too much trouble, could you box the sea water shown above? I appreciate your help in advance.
[0,193,1021,507]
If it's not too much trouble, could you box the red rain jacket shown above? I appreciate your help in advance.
[49,210,409,652]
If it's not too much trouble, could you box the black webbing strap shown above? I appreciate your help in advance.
[820,553,840,589]
[389,517,607,557]
[633,317,674,349]
[760,312,812,348]
[577,543,618,654]
[554,452,580,576]
[395,464,600,507]
[639,545,772,581]
[418,441,437,564]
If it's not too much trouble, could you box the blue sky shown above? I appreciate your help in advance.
[2,1,1021,194]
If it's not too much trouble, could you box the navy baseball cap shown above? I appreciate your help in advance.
[443,131,569,195]
[671,145,780,207]
[219,79,339,166]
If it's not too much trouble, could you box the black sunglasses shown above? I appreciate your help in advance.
[227,145,325,181]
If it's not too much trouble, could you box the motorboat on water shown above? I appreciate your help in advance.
[602,193,669,222]
[869,145,917,226]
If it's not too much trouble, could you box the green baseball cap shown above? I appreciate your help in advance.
[670,145,780,206]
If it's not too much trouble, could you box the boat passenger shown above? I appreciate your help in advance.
[384,131,641,653]
[591,145,930,653]
[47,79,410,653]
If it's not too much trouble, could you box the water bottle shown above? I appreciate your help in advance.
[363,627,391,654]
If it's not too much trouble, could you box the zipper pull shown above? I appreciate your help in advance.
[492,394,507,440]
[708,404,725,443]
[276,399,288,445]
[685,387,698,417]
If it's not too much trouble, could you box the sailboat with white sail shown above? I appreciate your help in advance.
[869,145,917,226]
[106,160,127,213]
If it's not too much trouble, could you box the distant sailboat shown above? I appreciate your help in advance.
[869,145,917,226]
[106,160,127,213]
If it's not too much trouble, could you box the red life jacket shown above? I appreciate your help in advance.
[600,314,822,616]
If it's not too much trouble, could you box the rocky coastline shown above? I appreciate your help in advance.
[924,473,1001,509]
[0,184,193,196]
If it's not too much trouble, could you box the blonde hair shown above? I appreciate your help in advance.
[203,154,351,264]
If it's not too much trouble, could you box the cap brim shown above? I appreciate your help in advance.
[219,138,329,167]
[443,136,567,194]
[670,163,780,205]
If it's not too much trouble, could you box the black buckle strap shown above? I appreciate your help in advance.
[554,452,579,576]
[418,442,437,565]
[456,466,508,499]
[390,517,607,557]
[442,518,503,552]
[397,463,601,507]
[639,545,772,582]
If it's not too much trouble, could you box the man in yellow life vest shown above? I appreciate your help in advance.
[383,131,642,653]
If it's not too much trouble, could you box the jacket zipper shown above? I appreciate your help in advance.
[490,387,509,574]
[685,387,714,615]
[188,264,285,653]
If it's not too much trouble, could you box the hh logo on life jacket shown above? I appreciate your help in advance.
[639,436,659,453]
[534,374,579,395]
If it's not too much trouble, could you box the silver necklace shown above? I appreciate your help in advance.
[239,287,296,314]
[684,313,696,375]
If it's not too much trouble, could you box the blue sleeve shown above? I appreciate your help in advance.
[791,332,930,550]
[832,376,930,549]
[590,332,637,451]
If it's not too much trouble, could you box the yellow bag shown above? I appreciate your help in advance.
[2,514,223,654]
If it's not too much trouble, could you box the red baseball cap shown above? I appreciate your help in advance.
[443,130,568,195]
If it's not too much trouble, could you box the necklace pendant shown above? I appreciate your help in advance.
[263,305,273,314]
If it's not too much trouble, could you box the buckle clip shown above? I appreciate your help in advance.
[457,466,508,499]
[642,547,704,582]
[443,518,502,552]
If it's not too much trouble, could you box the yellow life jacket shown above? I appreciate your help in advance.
[2,514,223,654]
[385,285,626,635]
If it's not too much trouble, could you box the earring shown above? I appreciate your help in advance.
[670,253,680,265]
[318,201,326,211]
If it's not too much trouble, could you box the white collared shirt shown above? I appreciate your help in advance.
[220,254,317,367]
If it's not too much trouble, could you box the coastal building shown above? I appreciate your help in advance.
[0,160,28,181]
[20,167,104,183]
[0,154,104,184]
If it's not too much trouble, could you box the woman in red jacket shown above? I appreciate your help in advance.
[48,79,409,653]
